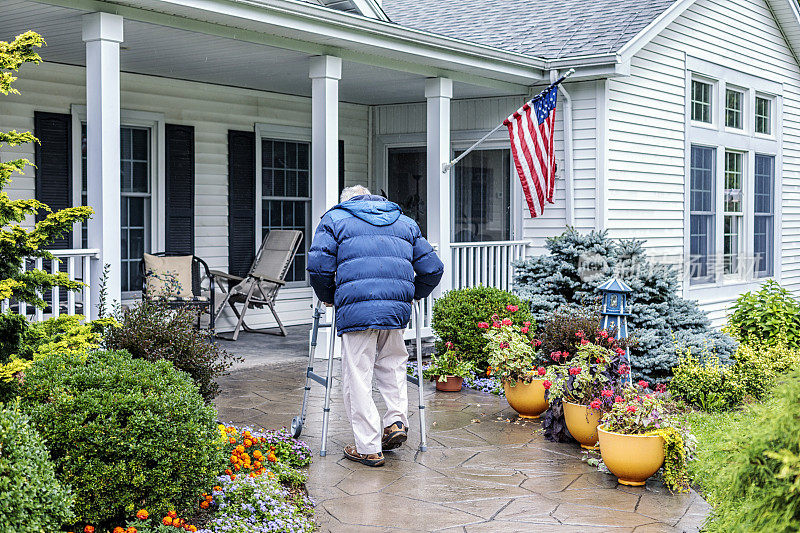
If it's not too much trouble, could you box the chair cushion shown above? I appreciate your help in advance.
[143,253,193,298]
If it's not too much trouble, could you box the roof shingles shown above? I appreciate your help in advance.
[380,0,677,59]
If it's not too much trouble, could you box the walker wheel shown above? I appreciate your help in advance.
[290,417,303,439]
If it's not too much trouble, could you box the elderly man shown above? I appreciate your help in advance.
[307,185,443,467]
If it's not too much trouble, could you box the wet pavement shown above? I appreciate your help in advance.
[214,358,710,532]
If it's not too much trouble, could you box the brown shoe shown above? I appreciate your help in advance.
[343,444,385,467]
[382,421,408,451]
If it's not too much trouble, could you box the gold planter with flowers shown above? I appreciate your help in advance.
[563,400,602,449]
[597,426,665,486]
[504,377,549,418]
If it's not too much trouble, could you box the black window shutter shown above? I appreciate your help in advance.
[34,111,72,249]
[338,139,345,196]
[228,130,256,278]
[165,124,195,254]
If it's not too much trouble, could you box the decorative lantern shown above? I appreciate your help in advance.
[598,277,633,384]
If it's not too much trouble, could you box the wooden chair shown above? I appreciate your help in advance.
[211,230,303,340]
[139,252,216,332]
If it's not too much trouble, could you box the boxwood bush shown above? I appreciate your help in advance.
[0,405,74,533]
[431,286,533,366]
[19,349,225,528]
[728,280,800,349]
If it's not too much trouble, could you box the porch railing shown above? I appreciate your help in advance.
[1,249,99,322]
[451,240,529,293]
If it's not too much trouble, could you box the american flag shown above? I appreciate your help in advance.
[504,85,558,218]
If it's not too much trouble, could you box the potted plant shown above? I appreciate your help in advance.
[483,313,548,418]
[597,382,692,491]
[543,336,627,448]
[423,342,473,392]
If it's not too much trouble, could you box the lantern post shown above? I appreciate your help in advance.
[598,278,633,385]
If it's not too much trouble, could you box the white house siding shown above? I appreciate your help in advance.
[0,61,370,330]
[606,0,800,325]
[372,81,597,257]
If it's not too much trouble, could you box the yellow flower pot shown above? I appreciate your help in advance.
[504,378,549,419]
[563,400,602,449]
[597,426,665,486]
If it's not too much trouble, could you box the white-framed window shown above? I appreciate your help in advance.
[725,88,744,129]
[255,124,311,286]
[691,79,713,123]
[755,95,773,135]
[71,106,165,299]
[684,59,781,292]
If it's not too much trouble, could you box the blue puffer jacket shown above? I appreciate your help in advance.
[307,195,444,335]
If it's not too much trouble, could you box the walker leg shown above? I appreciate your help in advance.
[291,304,324,438]
[320,309,337,457]
[414,301,427,452]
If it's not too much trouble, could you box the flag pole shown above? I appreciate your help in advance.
[441,68,575,174]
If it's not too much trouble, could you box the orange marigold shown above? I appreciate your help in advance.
[113,528,125,533]
[163,517,173,526]
[244,439,252,447]
[84,527,95,533]
[126,528,138,533]
[136,509,149,520]
[228,437,236,444]
[213,485,222,491]
[205,495,213,502]
[230,474,236,481]
[225,469,232,475]
[173,518,184,528]
[267,453,277,463]
[200,501,210,509]
[168,511,178,519]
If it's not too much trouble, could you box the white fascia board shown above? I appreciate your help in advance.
[616,0,697,63]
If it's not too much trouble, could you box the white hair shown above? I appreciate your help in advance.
[340,185,371,202]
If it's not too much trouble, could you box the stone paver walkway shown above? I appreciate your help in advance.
[215,360,710,532]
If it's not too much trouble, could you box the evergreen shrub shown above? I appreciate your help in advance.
[694,370,800,532]
[728,280,800,348]
[513,229,736,381]
[104,300,237,401]
[431,286,533,366]
[19,350,225,527]
[0,405,74,533]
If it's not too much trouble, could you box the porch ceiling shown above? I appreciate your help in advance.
[1,0,515,104]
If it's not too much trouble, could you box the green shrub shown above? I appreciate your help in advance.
[19,349,225,527]
[105,300,237,401]
[0,312,27,364]
[670,342,800,411]
[728,280,800,348]
[0,405,74,533]
[431,286,533,366]
[694,370,800,532]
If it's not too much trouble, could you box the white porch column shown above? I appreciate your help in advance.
[309,55,342,228]
[309,55,342,357]
[426,77,453,297]
[83,12,123,318]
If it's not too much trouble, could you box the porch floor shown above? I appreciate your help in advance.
[214,339,710,532]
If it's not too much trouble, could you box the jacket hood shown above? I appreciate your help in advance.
[330,195,402,226]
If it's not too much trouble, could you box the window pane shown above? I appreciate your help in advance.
[691,80,712,123]
[261,139,311,283]
[387,147,427,235]
[119,127,152,293]
[756,97,771,134]
[754,154,775,277]
[690,145,715,283]
[725,89,742,129]
[724,151,743,213]
[453,149,511,242]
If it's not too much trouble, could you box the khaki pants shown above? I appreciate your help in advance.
[341,328,409,454]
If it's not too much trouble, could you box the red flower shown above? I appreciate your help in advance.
[615,347,625,355]
[580,339,589,346]
[599,330,609,338]
[445,341,454,350]
[618,364,630,375]
[626,405,637,412]
[506,304,519,312]
[562,351,570,358]
[502,318,512,326]
[608,337,615,344]
[568,367,581,376]
[499,341,510,349]
[536,367,546,376]
[615,396,624,403]
[589,399,602,410]
[601,389,613,398]
[550,351,562,361]
[492,322,502,329]
[576,330,585,338]
[523,321,531,327]
[645,394,653,399]
[542,380,552,390]
[533,339,542,347]
[638,380,649,389]
[655,383,667,393]
[85,527,95,533]
[477,322,490,329]
[520,326,529,334]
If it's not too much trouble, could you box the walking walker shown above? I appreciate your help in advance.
[290,301,428,456]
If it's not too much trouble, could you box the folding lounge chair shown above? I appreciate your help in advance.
[211,230,303,340]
